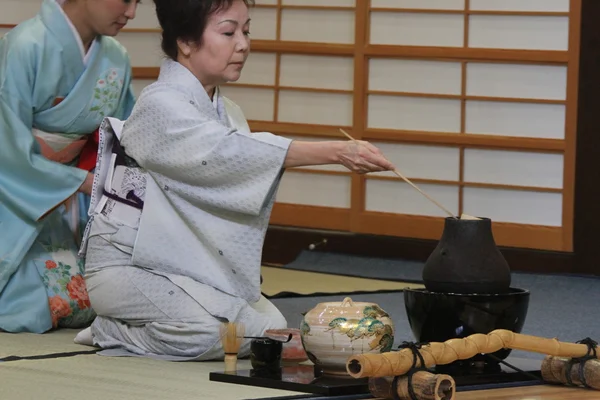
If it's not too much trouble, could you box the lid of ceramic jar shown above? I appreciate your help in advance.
[316,297,380,309]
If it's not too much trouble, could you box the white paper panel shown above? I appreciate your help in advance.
[131,79,156,97]
[115,32,164,67]
[276,172,351,208]
[366,180,459,217]
[281,9,354,44]
[372,0,465,10]
[370,143,460,180]
[219,86,275,121]
[466,63,567,100]
[370,12,464,47]
[280,55,353,90]
[278,91,353,126]
[368,95,461,132]
[234,53,277,86]
[256,0,278,4]
[468,16,569,50]
[249,7,278,40]
[469,0,569,12]
[283,0,355,6]
[0,28,10,38]
[369,59,462,95]
[463,188,562,226]
[465,101,565,139]
[121,2,160,29]
[0,0,41,24]
[464,149,564,188]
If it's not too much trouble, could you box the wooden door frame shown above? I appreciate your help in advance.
[263,0,600,276]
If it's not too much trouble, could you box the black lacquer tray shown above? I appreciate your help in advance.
[209,357,544,397]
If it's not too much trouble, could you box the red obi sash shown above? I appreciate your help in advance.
[77,129,99,171]
[35,96,100,171]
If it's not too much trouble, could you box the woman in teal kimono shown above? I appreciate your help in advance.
[0,0,139,333]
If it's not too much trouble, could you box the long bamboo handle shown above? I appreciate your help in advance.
[346,329,600,379]
[339,129,455,218]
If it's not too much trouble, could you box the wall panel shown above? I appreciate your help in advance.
[276,172,351,208]
[372,0,465,10]
[219,86,276,121]
[366,181,459,218]
[278,91,353,126]
[463,149,564,189]
[0,0,582,252]
[280,55,353,90]
[369,143,461,181]
[370,12,464,47]
[463,188,563,226]
[468,15,569,50]
[368,96,462,132]
[280,9,354,44]
[469,0,569,12]
[466,63,567,100]
[369,59,462,94]
[465,101,566,139]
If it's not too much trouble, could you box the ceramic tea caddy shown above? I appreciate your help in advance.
[300,297,394,377]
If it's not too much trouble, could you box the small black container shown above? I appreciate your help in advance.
[250,338,283,372]
[404,287,530,365]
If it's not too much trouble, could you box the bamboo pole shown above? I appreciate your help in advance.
[346,329,599,379]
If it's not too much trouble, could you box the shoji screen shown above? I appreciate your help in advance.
[1,0,581,252]
[247,0,580,252]
[357,0,577,251]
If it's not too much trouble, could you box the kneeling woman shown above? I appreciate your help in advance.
[76,0,394,360]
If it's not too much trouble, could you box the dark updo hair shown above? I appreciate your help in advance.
[153,0,255,60]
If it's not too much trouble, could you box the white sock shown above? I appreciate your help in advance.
[74,326,94,346]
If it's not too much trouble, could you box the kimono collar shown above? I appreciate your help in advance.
[158,58,230,126]
[39,0,93,72]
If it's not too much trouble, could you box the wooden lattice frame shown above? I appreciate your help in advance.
[0,0,581,252]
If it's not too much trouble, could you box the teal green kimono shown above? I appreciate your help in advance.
[0,0,135,333]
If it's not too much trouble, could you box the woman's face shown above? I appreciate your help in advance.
[179,0,251,90]
[84,0,139,36]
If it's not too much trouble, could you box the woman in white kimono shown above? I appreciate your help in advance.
[0,0,139,333]
[76,0,394,360]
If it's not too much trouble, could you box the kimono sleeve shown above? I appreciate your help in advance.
[123,92,292,217]
[0,39,88,222]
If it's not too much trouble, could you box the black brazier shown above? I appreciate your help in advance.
[422,217,511,294]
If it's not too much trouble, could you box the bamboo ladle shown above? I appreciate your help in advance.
[339,129,463,219]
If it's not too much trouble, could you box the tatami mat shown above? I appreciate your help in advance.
[260,266,422,297]
[0,331,302,400]
[0,266,422,400]
[0,329,88,358]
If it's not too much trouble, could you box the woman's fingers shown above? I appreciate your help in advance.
[338,140,395,173]
[355,141,395,171]
[340,154,387,174]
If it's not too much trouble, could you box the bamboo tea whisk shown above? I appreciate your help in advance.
[339,129,456,218]
[220,322,245,372]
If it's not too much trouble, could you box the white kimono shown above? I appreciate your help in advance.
[79,58,291,360]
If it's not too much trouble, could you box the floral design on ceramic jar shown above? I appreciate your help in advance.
[300,297,395,377]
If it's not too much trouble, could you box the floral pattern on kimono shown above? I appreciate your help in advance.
[32,210,95,329]
[90,68,125,118]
